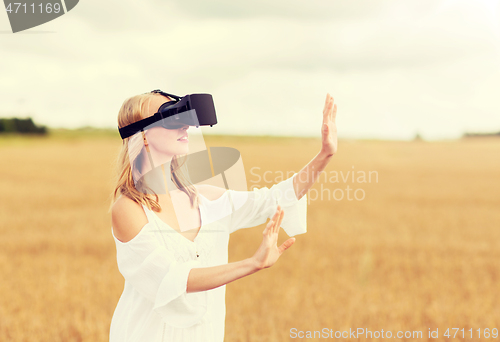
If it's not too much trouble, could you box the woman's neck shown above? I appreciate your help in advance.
[138,151,178,199]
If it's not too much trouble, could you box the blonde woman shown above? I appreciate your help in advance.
[109,90,338,342]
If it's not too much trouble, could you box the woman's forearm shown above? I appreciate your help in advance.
[186,258,260,293]
[293,151,333,200]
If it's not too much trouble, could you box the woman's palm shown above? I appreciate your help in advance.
[252,206,295,269]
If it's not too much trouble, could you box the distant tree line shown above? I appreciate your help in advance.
[0,117,47,134]
[463,131,500,138]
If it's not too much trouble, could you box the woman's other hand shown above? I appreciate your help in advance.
[320,93,338,158]
[251,205,295,270]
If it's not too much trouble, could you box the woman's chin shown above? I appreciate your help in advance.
[174,147,189,155]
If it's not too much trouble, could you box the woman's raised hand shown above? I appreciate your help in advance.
[320,93,338,157]
[251,205,296,270]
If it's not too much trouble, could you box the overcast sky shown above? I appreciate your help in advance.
[1,0,499,140]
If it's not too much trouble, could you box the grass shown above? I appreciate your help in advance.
[0,132,499,341]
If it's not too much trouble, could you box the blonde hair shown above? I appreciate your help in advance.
[109,92,199,213]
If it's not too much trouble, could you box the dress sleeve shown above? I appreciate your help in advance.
[227,172,307,236]
[114,223,207,329]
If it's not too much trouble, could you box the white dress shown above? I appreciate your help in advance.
[109,173,307,342]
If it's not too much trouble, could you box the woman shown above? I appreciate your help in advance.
[109,90,338,342]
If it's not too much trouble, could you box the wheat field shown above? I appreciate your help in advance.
[0,132,499,341]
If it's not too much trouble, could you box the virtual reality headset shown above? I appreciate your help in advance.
[118,89,218,139]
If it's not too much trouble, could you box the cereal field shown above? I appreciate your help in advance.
[0,132,499,341]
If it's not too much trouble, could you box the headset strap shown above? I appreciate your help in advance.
[150,89,182,101]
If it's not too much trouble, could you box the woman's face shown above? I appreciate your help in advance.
[143,95,190,159]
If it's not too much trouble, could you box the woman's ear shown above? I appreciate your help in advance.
[141,131,150,152]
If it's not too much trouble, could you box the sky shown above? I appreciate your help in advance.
[1,0,499,140]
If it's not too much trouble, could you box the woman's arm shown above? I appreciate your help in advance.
[113,197,293,294]
[187,205,293,293]
[187,258,258,293]
[293,93,338,200]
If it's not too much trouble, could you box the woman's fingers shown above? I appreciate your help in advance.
[272,205,282,232]
[328,96,334,119]
[264,205,281,235]
[323,93,334,124]
[273,205,281,220]
[263,219,272,234]
[322,95,329,120]
[275,208,284,234]
[278,238,295,254]
[263,205,285,249]
[272,207,283,234]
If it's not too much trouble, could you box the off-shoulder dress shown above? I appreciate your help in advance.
[109,173,307,342]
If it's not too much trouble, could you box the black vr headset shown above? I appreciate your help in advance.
[118,89,218,139]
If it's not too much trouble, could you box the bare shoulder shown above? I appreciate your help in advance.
[111,195,149,243]
[196,184,228,201]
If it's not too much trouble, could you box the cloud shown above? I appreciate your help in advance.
[0,0,499,139]
[164,0,392,21]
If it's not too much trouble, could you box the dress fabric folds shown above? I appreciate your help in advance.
[109,173,307,342]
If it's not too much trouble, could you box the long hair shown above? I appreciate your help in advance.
[109,92,199,213]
